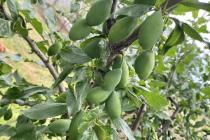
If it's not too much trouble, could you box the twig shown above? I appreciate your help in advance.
[112,27,139,53]
[0,98,37,106]
[131,104,147,132]
[158,97,180,136]
[0,4,65,93]
[106,0,118,30]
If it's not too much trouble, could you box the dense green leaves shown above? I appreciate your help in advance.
[0,0,209,140]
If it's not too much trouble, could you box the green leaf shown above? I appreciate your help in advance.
[113,118,135,140]
[127,89,142,108]
[194,119,207,128]
[181,1,210,12]
[156,0,166,7]
[0,106,7,117]
[52,65,73,88]
[22,86,48,98]
[30,18,43,34]
[0,73,14,88]
[182,23,203,41]
[163,23,185,54]
[94,124,113,140]
[43,7,56,31]
[66,91,77,116]
[20,10,43,35]
[116,4,150,17]
[202,87,210,99]
[11,123,36,140]
[11,16,28,37]
[134,0,157,5]
[60,46,91,64]
[7,0,18,18]
[36,41,48,54]
[22,103,67,120]
[5,87,23,99]
[0,62,12,75]
[13,71,28,86]
[142,92,168,110]
[0,18,13,38]
[0,125,16,136]
[48,119,71,134]
[75,81,89,111]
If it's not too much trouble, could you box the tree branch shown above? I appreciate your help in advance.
[158,97,180,137]
[0,4,65,93]
[162,0,184,10]
[106,0,118,30]
[131,104,147,132]
[112,27,139,53]
[0,98,37,106]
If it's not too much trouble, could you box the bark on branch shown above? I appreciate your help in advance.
[131,104,147,132]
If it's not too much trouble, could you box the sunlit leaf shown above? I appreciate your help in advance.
[23,103,67,120]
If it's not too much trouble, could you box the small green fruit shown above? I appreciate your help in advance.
[86,87,111,104]
[117,59,129,89]
[86,0,112,26]
[69,19,91,41]
[48,41,62,56]
[134,51,155,79]
[108,17,138,43]
[138,11,163,50]
[102,68,122,91]
[105,92,121,119]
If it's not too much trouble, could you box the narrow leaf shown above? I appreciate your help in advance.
[66,91,77,116]
[163,24,185,54]
[52,65,73,88]
[181,1,210,12]
[7,0,18,18]
[113,118,135,140]
[116,4,150,17]
[0,125,16,136]
[22,86,48,98]
[22,103,66,120]
[182,23,203,41]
